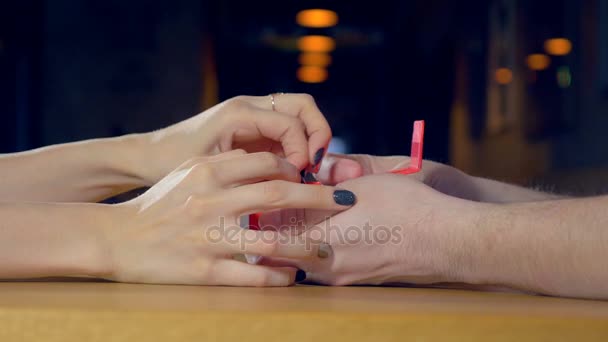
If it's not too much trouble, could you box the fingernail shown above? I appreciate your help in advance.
[312,148,325,173]
[300,169,306,184]
[295,269,307,282]
[318,243,332,259]
[333,190,356,206]
[302,170,319,184]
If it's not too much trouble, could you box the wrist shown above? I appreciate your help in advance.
[436,199,497,284]
[91,203,134,280]
[56,203,124,279]
[106,133,153,187]
[136,130,198,185]
[448,201,530,288]
[386,197,490,285]
[71,204,118,279]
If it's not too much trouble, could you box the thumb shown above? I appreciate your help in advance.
[317,154,364,185]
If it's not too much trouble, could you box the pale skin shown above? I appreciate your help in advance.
[0,94,357,286]
[260,154,608,300]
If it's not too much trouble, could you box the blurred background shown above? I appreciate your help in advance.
[2,0,608,194]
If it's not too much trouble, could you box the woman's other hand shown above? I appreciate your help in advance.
[104,150,355,286]
[139,94,331,185]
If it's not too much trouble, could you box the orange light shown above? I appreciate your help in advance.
[526,54,551,71]
[297,66,328,83]
[544,38,572,56]
[296,9,338,28]
[297,35,335,53]
[298,52,332,67]
[495,68,513,85]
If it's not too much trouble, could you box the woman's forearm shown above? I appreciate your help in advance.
[0,134,149,202]
[0,201,114,279]
[463,196,608,299]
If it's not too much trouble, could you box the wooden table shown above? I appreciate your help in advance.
[1,282,608,341]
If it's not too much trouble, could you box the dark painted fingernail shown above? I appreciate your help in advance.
[295,269,307,282]
[300,169,307,184]
[302,170,319,184]
[313,148,325,166]
[333,190,356,206]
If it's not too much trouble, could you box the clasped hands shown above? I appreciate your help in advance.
[108,94,491,288]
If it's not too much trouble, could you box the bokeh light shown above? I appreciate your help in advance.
[526,54,551,71]
[296,9,338,28]
[298,52,332,67]
[297,35,336,53]
[297,66,328,83]
[544,38,572,56]
[495,68,513,85]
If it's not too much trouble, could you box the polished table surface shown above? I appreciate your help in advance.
[1,282,608,341]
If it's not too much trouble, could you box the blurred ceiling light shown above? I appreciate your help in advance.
[297,35,335,52]
[526,54,551,71]
[297,66,328,83]
[495,68,513,85]
[298,52,332,67]
[544,38,572,56]
[296,9,338,28]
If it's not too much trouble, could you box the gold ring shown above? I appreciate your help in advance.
[269,92,284,111]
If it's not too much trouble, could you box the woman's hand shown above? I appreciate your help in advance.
[104,150,355,286]
[139,94,331,185]
[259,174,482,286]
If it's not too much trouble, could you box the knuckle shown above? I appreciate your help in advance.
[257,152,282,171]
[297,93,315,103]
[286,116,305,131]
[260,181,289,205]
[226,97,249,112]
[189,163,216,180]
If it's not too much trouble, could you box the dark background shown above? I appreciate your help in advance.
[2,0,608,194]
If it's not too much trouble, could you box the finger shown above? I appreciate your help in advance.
[210,259,297,287]
[219,180,357,215]
[258,208,339,231]
[319,153,411,179]
[235,108,311,170]
[275,94,331,171]
[257,256,307,269]
[257,258,330,285]
[316,153,364,185]
[222,228,320,259]
[244,94,332,170]
[207,152,300,187]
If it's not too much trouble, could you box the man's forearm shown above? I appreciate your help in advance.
[461,196,608,299]
[471,176,565,203]
[0,134,149,202]
[0,202,114,279]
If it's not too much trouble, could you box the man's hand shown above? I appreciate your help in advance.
[260,173,483,286]
[318,154,559,203]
